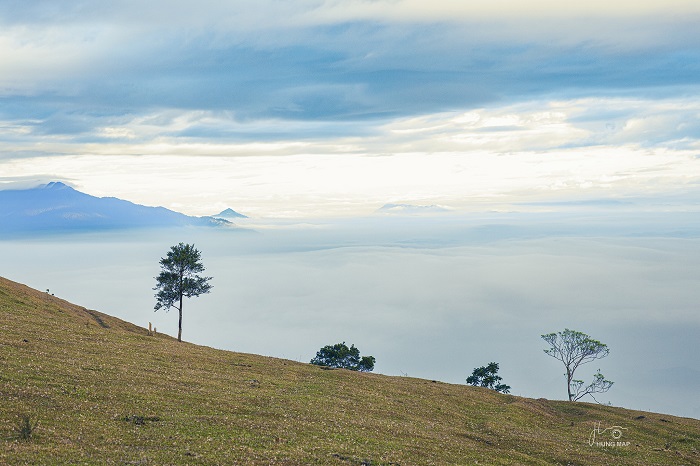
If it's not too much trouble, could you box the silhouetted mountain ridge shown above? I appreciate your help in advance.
[0,182,229,234]
[377,203,450,214]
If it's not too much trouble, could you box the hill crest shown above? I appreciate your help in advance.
[1,276,699,465]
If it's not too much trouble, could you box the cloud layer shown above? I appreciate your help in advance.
[1,214,698,418]
[2,1,700,136]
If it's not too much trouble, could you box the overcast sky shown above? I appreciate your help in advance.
[1,0,700,216]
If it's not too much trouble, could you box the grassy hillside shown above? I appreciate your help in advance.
[1,276,699,465]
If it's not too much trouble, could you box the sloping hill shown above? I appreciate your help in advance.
[1,276,699,465]
[0,182,228,235]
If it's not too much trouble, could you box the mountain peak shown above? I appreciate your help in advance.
[214,208,248,219]
[41,181,72,190]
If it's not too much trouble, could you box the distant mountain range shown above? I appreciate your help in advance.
[0,182,231,235]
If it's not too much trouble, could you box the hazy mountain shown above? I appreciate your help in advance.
[0,182,229,234]
[377,203,450,215]
[214,208,248,219]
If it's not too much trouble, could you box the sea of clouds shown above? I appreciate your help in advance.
[1,210,698,419]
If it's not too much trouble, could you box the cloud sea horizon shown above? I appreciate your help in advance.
[1,208,698,419]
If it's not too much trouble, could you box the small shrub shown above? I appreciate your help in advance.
[15,415,38,441]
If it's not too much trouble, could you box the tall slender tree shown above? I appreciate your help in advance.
[154,243,212,342]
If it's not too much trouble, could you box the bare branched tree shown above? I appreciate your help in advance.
[541,329,613,402]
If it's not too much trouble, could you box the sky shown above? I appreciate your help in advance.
[1,0,700,216]
[1,1,700,420]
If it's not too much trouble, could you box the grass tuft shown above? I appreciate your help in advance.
[14,415,38,441]
[122,415,162,426]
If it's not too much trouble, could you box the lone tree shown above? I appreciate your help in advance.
[466,362,511,393]
[310,342,375,372]
[541,329,613,402]
[154,243,212,342]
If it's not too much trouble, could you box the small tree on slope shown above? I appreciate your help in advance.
[310,342,375,372]
[466,362,511,393]
[154,243,212,342]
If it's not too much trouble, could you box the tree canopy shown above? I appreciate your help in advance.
[466,362,511,393]
[310,342,375,372]
[154,243,212,342]
[541,328,613,402]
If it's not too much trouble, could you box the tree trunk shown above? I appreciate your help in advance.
[178,293,183,342]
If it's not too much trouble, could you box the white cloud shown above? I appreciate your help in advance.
[2,95,700,217]
[2,142,697,217]
[2,0,699,93]
[310,0,700,20]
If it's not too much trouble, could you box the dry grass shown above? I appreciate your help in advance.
[1,276,699,465]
